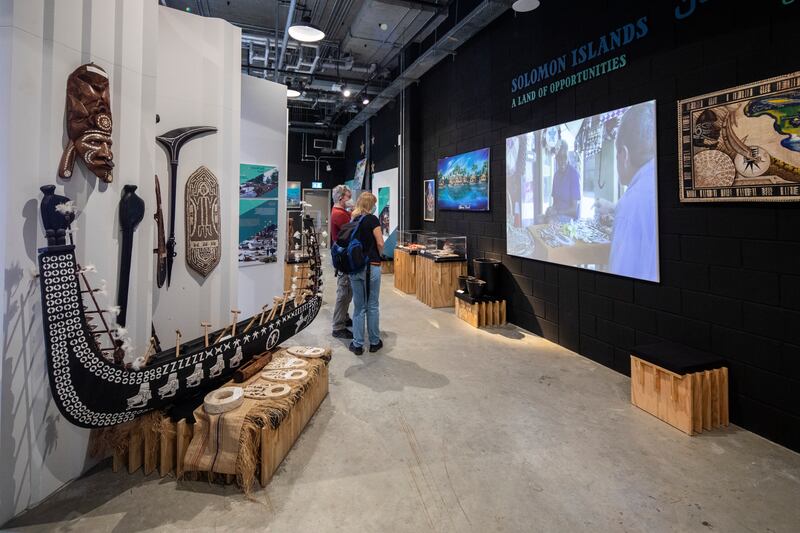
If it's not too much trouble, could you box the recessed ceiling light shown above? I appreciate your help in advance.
[512,0,540,12]
[379,23,388,31]
[288,15,326,43]
[343,88,351,97]
[362,97,370,105]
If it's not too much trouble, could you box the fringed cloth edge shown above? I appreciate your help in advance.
[182,349,331,495]
[89,410,165,460]
[87,348,330,497]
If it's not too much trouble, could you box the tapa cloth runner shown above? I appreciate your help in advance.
[182,347,330,484]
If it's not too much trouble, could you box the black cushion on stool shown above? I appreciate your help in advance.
[630,342,725,375]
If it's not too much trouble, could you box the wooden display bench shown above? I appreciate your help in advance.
[454,291,506,328]
[415,255,467,308]
[284,258,311,292]
[630,342,728,435]
[393,248,416,294]
[105,359,329,488]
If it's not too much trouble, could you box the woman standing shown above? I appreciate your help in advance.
[348,192,384,355]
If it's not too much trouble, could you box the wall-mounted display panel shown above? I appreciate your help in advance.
[354,158,367,189]
[437,148,490,211]
[423,179,436,221]
[678,71,800,202]
[287,181,302,208]
[506,100,659,282]
[239,163,279,265]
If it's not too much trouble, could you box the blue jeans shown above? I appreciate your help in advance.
[349,265,381,347]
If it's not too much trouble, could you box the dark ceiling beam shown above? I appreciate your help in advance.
[241,64,389,89]
[375,0,442,12]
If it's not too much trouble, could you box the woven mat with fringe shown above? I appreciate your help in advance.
[182,347,331,492]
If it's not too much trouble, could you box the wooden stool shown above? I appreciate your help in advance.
[454,292,506,328]
[630,342,728,435]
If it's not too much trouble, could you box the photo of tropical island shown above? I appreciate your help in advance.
[437,147,490,211]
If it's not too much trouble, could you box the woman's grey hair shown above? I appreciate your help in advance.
[332,184,351,203]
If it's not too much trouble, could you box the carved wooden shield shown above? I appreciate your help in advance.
[185,166,221,277]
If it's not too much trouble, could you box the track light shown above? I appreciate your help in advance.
[286,81,301,98]
[326,163,332,171]
[362,97,370,105]
[288,15,325,43]
[512,0,540,12]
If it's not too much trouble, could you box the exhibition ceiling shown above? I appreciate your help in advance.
[163,0,449,131]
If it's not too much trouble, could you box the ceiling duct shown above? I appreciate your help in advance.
[337,0,510,144]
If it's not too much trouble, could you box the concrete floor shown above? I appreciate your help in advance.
[5,270,800,533]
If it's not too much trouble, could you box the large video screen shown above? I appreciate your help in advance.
[505,100,659,282]
[437,147,490,211]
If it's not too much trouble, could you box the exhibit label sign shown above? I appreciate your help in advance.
[678,71,800,202]
[509,16,648,109]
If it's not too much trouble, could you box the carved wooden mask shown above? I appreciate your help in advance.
[58,63,114,183]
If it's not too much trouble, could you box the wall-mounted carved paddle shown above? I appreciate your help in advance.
[154,175,167,288]
[117,184,145,326]
[155,125,217,288]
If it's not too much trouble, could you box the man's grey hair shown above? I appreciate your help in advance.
[332,184,351,203]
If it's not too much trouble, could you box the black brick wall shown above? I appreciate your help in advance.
[341,104,400,190]
[412,0,800,451]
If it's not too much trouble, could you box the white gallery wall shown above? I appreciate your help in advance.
[0,0,158,524]
[238,74,288,317]
[0,2,277,525]
[151,6,241,345]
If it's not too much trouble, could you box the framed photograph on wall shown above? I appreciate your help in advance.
[287,181,301,209]
[423,179,436,221]
[437,147,490,211]
[378,186,391,237]
[678,71,800,202]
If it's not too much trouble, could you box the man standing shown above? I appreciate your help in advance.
[331,184,353,338]
[609,103,658,282]
[549,140,581,220]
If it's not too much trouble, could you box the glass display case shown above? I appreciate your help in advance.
[396,229,433,254]
[418,233,467,262]
[286,210,310,263]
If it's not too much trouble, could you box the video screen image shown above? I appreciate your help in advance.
[437,147,490,211]
[505,100,659,282]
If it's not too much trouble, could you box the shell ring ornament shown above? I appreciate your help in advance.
[267,356,309,370]
[287,346,326,358]
[96,113,112,132]
[261,369,308,381]
[244,382,292,400]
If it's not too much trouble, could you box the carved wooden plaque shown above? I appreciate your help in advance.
[185,166,221,277]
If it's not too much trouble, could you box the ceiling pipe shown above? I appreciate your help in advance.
[319,60,375,74]
[242,64,388,91]
[277,0,299,73]
[336,0,511,142]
